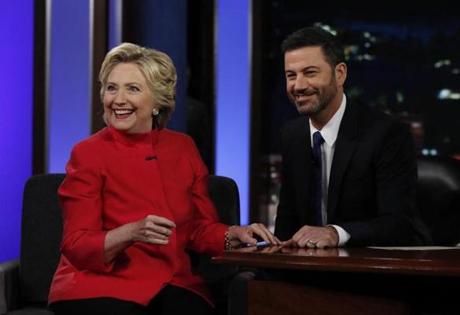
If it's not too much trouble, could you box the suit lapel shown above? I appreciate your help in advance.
[291,118,312,224]
[327,102,359,220]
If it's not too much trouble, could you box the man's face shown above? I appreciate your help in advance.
[284,46,340,116]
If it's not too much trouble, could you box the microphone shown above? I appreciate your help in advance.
[145,156,157,161]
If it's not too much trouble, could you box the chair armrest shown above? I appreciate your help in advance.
[0,259,20,314]
[228,270,257,315]
[191,252,239,284]
[190,252,239,313]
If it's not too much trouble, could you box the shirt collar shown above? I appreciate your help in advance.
[309,94,347,147]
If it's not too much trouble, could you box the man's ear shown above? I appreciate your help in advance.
[335,62,347,86]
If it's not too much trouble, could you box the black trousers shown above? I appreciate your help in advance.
[50,285,215,315]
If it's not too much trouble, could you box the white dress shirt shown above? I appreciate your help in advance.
[309,94,351,246]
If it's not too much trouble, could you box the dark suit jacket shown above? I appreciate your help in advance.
[275,101,430,246]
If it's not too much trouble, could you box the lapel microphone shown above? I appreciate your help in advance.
[145,156,157,161]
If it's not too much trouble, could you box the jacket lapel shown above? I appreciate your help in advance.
[327,102,359,220]
[291,118,312,224]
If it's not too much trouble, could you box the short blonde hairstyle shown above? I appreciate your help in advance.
[99,42,177,128]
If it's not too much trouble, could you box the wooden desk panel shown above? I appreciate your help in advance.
[214,246,460,276]
[214,247,460,315]
[248,280,410,315]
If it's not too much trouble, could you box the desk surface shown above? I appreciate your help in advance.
[213,246,460,276]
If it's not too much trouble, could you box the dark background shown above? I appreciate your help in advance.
[249,2,460,226]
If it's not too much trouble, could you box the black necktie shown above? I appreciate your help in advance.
[311,131,325,226]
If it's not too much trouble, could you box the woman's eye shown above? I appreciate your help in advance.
[106,85,116,92]
[128,86,140,92]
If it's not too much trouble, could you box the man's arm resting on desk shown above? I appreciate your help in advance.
[284,225,351,248]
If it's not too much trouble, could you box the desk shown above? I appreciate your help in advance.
[213,247,460,315]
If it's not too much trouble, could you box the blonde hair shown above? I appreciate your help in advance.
[99,42,177,128]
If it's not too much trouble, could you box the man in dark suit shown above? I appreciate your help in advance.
[276,26,430,248]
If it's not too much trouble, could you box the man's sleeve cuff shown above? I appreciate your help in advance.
[330,225,351,246]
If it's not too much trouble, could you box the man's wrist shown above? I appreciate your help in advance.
[325,225,339,245]
[326,225,351,246]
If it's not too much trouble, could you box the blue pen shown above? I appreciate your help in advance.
[246,241,269,247]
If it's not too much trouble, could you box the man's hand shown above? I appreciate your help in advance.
[283,225,339,248]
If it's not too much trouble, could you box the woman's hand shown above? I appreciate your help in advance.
[130,214,176,245]
[226,223,281,248]
[104,215,176,263]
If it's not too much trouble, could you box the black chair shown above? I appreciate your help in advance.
[417,156,460,245]
[0,173,240,315]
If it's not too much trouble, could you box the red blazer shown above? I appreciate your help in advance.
[48,127,228,306]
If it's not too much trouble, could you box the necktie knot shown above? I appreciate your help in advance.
[313,131,324,147]
[312,131,324,163]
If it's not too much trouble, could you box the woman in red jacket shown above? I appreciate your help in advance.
[48,42,278,315]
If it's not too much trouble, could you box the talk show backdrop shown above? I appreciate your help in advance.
[3,1,458,263]
[0,0,34,263]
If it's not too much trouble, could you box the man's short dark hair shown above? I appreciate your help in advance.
[281,26,345,67]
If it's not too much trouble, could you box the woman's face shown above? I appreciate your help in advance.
[103,62,156,134]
